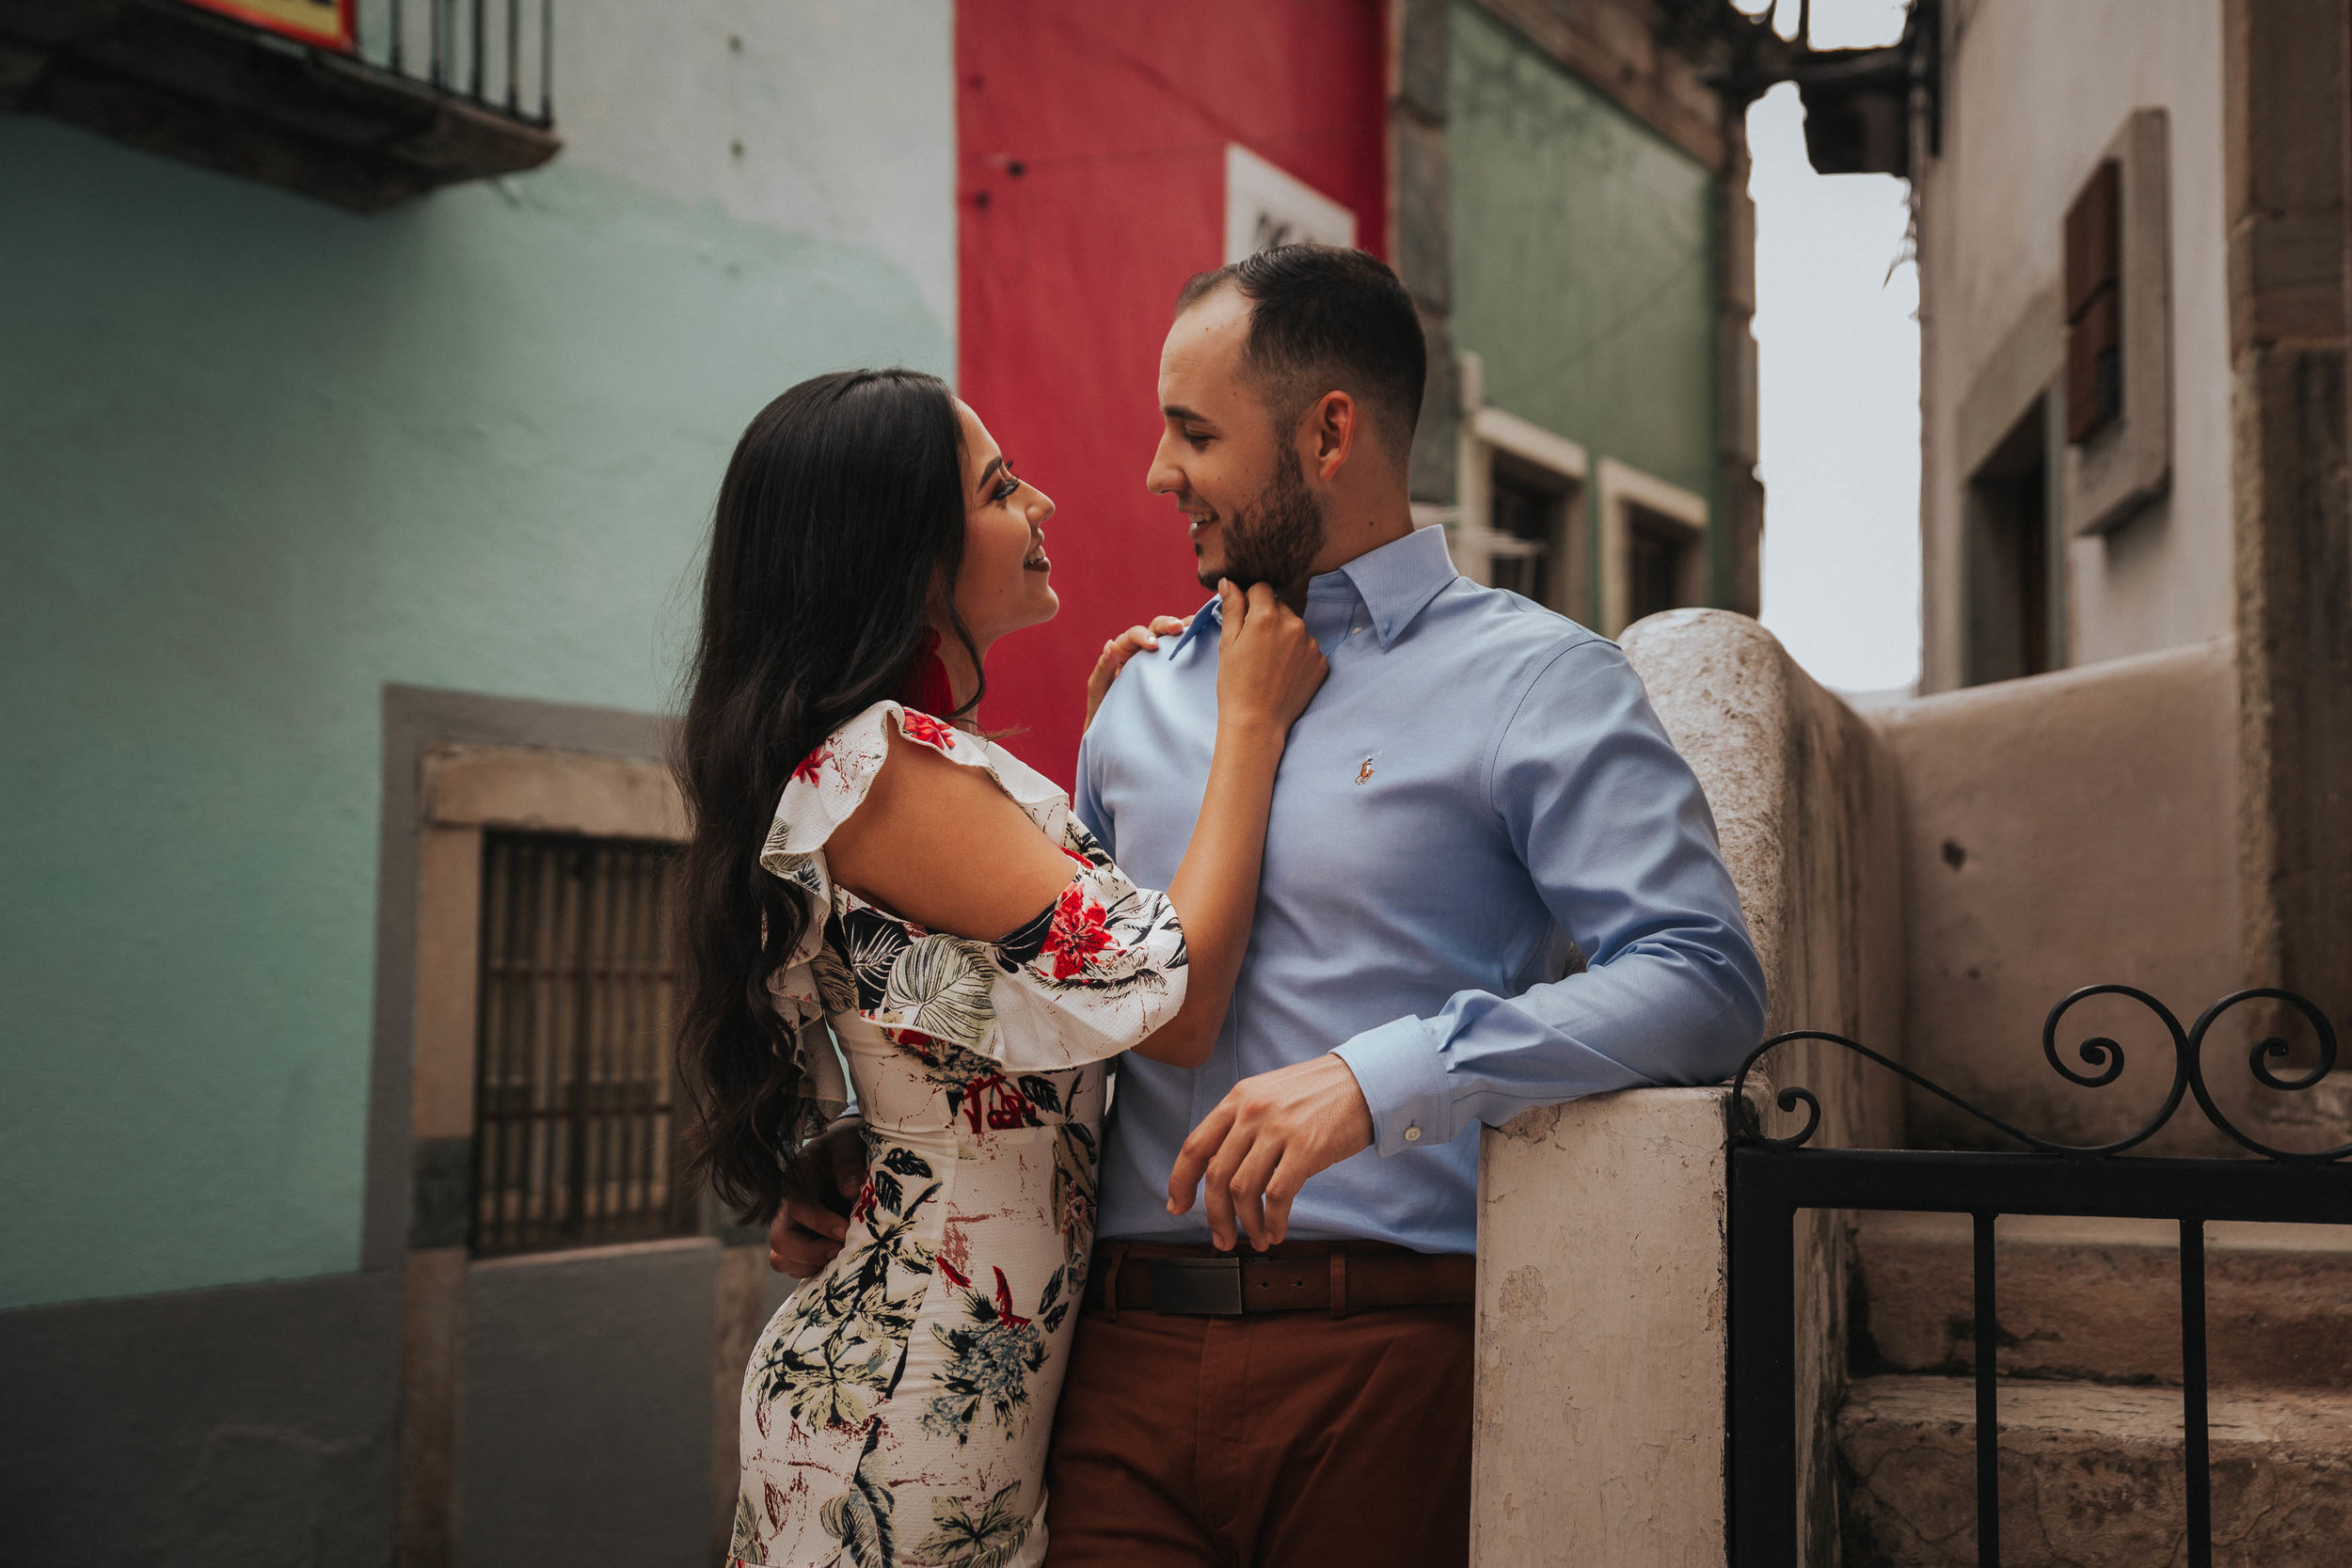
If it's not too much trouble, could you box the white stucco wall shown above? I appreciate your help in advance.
[1875,638,2246,1153]
[556,0,959,343]
[1916,0,2229,689]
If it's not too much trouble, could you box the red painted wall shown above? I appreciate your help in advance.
[957,0,1388,787]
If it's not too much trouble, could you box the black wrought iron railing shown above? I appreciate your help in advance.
[358,0,552,127]
[1727,987,2352,1567]
[3,1,558,209]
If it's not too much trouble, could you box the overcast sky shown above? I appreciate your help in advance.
[1741,0,1921,693]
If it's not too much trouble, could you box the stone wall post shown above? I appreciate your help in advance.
[2224,0,2352,1108]
[1472,1086,1743,1566]
[1469,610,1904,1566]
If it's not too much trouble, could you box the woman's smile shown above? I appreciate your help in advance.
[1024,533,1051,572]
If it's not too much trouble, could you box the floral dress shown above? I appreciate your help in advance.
[731,701,1189,1568]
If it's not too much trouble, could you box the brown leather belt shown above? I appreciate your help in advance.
[1084,1240,1475,1318]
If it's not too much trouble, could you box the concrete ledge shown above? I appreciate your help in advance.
[421,743,684,841]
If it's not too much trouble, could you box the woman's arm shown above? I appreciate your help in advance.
[825,582,1324,1069]
[1128,583,1323,1066]
[820,733,1084,937]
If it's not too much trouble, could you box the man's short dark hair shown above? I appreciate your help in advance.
[1177,245,1425,467]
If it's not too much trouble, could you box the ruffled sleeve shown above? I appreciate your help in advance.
[757,702,1188,1078]
[979,842,1189,1070]
[756,702,961,1120]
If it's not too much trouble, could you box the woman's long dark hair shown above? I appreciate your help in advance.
[674,369,982,1224]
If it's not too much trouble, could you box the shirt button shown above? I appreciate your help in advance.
[1404,1125,1422,1143]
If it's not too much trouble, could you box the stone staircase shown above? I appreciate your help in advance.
[1836,1212,2352,1565]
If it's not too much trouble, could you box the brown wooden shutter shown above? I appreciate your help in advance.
[2064,159,2123,443]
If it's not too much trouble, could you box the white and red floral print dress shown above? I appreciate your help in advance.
[731,701,1188,1568]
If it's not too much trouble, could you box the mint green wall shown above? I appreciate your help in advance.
[0,121,949,1310]
[1449,2,1720,582]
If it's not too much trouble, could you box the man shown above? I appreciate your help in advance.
[772,245,1765,1565]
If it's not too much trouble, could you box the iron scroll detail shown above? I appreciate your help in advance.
[1730,985,2351,1163]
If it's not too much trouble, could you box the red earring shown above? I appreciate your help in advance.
[898,627,956,719]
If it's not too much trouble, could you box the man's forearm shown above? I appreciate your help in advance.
[1333,927,1766,1154]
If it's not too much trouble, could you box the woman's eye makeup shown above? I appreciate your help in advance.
[992,467,1021,502]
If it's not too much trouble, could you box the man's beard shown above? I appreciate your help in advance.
[1198,451,1325,593]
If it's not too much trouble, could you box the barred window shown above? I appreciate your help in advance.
[471,832,693,1257]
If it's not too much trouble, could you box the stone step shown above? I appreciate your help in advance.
[1852,1212,2352,1389]
[1836,1373,2352,1566]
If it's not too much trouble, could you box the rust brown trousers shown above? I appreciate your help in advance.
[1043,1241,1474,1567]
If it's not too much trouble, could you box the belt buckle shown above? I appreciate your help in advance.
[1147,1256,1244,1316]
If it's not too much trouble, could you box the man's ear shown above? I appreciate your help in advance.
[1305,389,1357,482]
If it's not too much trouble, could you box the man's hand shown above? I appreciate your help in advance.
[1166,1053,1375,1252]
[1085,615,1190,731]
[767,1116,867,1278]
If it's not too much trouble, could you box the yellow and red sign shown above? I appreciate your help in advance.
[179,0,355,53]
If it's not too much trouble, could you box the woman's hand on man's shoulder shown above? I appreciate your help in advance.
[1086,614,1190,731]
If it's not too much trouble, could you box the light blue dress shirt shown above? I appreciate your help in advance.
[1073,523,1767,1256]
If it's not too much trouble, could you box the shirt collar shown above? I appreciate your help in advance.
[1324,523,1457,648]
[1170,594,1225,655]
[1169,524,1457,655]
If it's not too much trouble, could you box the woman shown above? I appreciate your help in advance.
[674,368,1324,1567]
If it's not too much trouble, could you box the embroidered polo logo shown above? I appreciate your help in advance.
[1356,752,1380,786]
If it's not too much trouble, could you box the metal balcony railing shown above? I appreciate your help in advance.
[361,0,552,129]
[0,0,564,210]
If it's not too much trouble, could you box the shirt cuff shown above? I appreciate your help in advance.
[1333,1016,1450,1156]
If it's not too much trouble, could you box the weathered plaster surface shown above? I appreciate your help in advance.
[1627,610,1905,1086]
[1872,639,2245,1153]
[0,0,951,1310]
[558,0,956,340]
[1466,0,1730,172]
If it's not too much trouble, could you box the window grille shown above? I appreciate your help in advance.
[472,832,693,1257]
[1486,451,1588,621]
[1627,506,1699,625]
[1488,466,1557,607]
